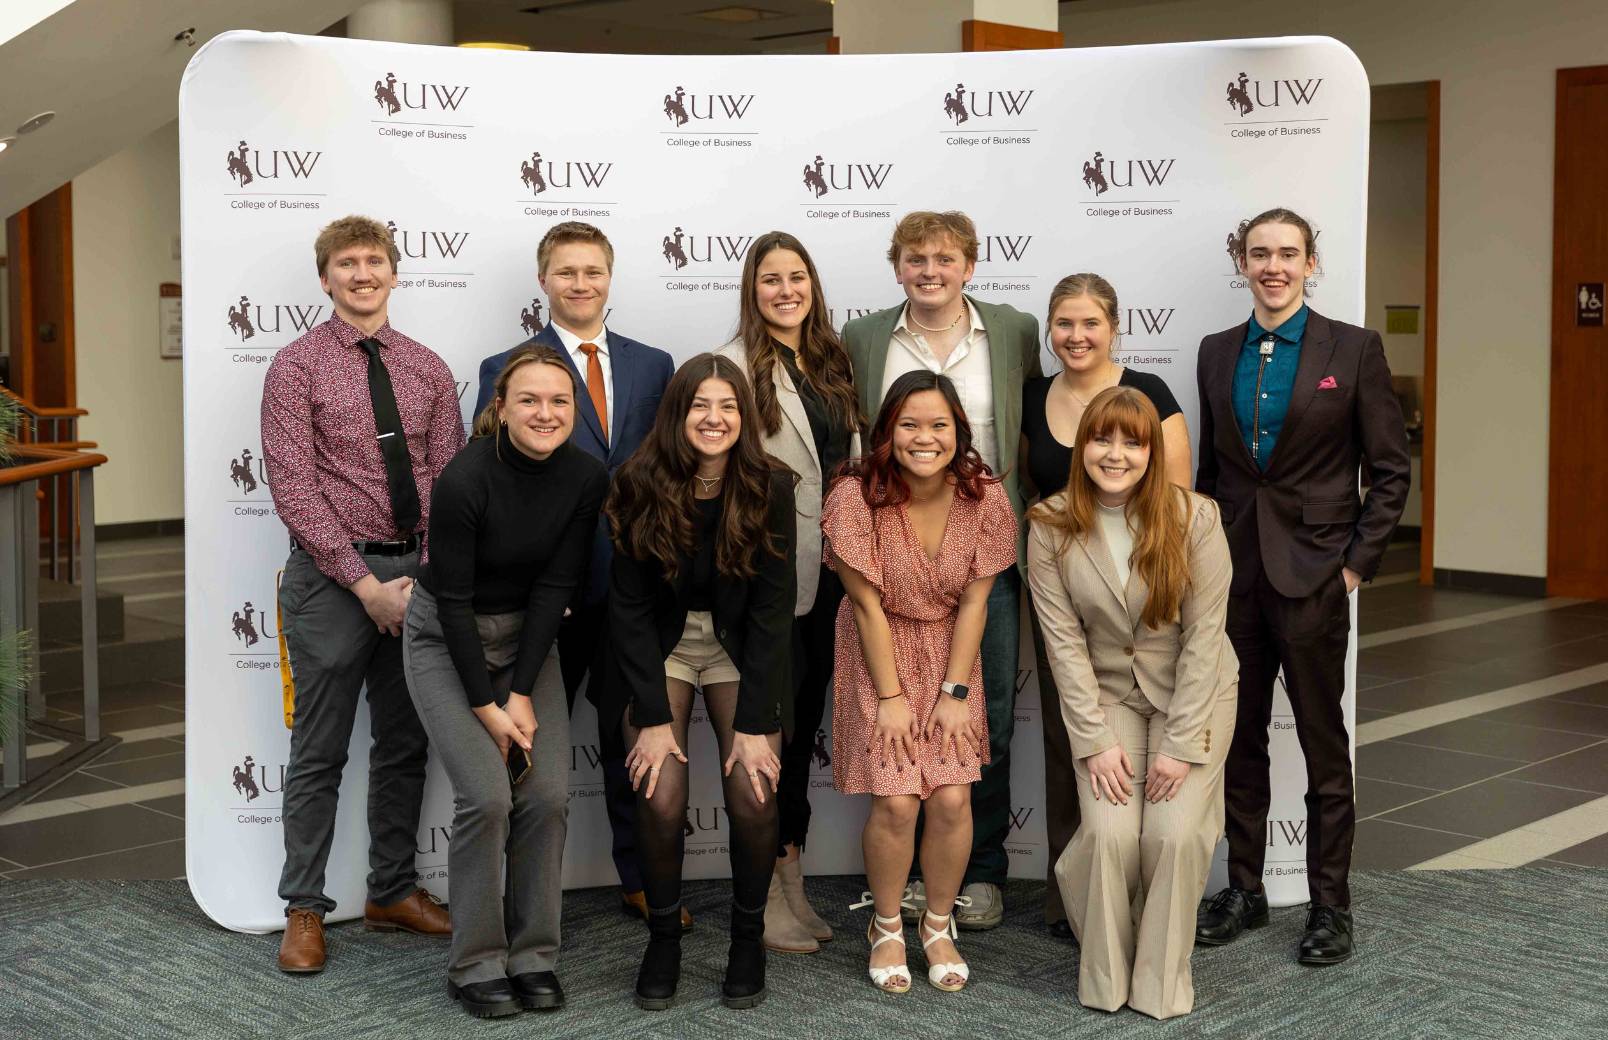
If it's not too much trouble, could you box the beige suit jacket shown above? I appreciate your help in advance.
[1026,489,1238,765]
[716,337,858,616]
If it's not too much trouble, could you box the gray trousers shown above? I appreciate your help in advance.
[277,547,429,915]
[404,586,569,984]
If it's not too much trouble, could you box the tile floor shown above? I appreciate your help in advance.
[4,536,1608,880]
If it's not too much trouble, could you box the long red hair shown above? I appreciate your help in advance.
[1030,386,1189,629]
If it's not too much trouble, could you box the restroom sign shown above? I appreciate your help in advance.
[1580,283,1604,327]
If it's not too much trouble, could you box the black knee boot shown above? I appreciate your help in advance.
[635,904,683,1011]
[722,902,768,1009]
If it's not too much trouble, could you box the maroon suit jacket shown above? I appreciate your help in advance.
[1194,309,1411,599]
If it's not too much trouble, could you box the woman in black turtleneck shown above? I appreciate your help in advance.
[403,345,607,1020]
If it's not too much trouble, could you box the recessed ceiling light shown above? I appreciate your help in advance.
[458,41,532,50]
[693,6,784,23]
[0,137,14,156]
[18,111,55,135]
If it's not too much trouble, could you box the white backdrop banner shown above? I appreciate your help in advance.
[181,31,1367,932]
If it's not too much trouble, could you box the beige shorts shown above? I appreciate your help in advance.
[664,610,740,687]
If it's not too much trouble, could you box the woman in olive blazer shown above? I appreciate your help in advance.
[1026,386,1237,1020]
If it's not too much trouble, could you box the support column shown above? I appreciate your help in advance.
[833,0,1056,54]
[347,0,453,46]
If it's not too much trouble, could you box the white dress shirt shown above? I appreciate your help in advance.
[551,322,613,422]
[881,299,998,472]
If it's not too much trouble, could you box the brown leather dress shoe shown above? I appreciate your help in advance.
[620,889,694,933]
[363,888,451,936]
[278,909,326,973]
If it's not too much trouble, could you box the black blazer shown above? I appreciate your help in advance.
[1194,308,1410,599]
[602,467,798,736]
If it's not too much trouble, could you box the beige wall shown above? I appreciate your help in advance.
[72,119,183,525]
[1061,0,1608,580]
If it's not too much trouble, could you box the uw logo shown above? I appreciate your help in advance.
[1007,807,1035,831]
[518,149,614,196]
[518,297,545,336]
[978,235,1032,264]
[372,71,470,116]
[225,294,326,341]
[1080,150,1176,196]
[828,307,877,329]
[419,825,453,856]
[229,755,286,801]
[800,154,894,198]
[229,600,276,647]
[1224,72,1324,118]
[1124,308,1176,335]
[941,82,1034,124]
[662,85,756,126]
[660,226,755,269]
[224,140,322,187]
[227,448,266,496]
[385,220,470,260]
[1266,819,1309,847]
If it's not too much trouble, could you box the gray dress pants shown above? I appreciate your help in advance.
[277,547,429,915]
[403,586,569,985]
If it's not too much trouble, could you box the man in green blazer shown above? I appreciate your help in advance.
[841,210,1041,930]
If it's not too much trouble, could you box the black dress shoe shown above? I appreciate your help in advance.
[510,970,566,1010]
[1298,904,1354,965]
[446,978,522,1019]
[1048,920,1079,945]
[1195,886,1270,945]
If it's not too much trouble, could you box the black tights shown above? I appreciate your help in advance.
[624,681,781,913]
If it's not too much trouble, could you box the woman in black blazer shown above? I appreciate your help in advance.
[603,353,797,1012]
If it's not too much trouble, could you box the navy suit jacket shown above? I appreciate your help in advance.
[474,324,674,603]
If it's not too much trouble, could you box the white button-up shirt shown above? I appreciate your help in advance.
[552,322,613,421]
[880,299,997,472]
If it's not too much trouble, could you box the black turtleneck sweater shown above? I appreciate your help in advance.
[421,427,608,706]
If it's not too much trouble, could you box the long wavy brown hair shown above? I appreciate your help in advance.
[606,353,787,581]
[1029,387,1189,629]
[837,370,996,509]
[736,231,862,441]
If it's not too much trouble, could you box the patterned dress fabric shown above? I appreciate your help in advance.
[822,476,1018,799]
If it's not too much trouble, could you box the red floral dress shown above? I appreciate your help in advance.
[822,477,1017,799]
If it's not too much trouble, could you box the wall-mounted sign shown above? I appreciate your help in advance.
[159,282,182,358]
[1385,304,1419,335]
[1579,283,1603,328]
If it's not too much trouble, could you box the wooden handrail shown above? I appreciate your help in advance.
[0,446,108,486]
[28,440,99,451]
[0,386,88,419]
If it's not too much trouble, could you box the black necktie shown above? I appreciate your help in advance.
[358,337,421,535]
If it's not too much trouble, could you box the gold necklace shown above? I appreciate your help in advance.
[695,473,722,493]
[907,306,964,333]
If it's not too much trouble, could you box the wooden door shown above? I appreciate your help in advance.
[1548,67,1608,597]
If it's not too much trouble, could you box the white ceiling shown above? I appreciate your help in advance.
[0,0,366,219]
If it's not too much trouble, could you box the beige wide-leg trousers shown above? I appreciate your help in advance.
[1055,689,1236,1019]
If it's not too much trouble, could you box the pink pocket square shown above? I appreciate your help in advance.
[1316,376,1338,390]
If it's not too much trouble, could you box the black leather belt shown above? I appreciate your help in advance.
[291,534,419,556]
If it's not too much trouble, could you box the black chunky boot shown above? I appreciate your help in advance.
[721,902,768,1009]
[634,904,683,1010]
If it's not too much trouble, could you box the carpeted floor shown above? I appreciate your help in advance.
[3,869,1606,1039]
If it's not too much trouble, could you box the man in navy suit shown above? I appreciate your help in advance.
[473,222,676,925]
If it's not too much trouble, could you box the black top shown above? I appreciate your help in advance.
[686,494,723,611]
[421,428,609,706]
[1021,368,1183,497]
[775,341,853,484]
[604,467,798,735]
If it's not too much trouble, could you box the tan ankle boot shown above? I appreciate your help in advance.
[763,874,818,953]
[776,855,833,942]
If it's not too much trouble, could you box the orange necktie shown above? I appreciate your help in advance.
[578,341,608,443]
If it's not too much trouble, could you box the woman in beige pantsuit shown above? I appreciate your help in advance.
[1026,386,1238,1019]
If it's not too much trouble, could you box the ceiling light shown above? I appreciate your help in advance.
[694,6,784,23]
[0,137,14,155]
[458,41,532,50]
[18,112,55,135]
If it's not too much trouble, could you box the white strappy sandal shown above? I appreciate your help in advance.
[850,891,912,994]
[920,907,971,992]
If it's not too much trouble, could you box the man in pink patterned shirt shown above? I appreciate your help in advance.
[262,215,464,973]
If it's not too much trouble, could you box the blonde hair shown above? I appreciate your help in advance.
[537,221,615,276]
[313,215,400,277]
[472,345,577,440]
[1046,272,1121,357]
[886,210,979,267]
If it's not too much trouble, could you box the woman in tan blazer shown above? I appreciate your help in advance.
[716,231,862,954]
[1026,386,1238,1020]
